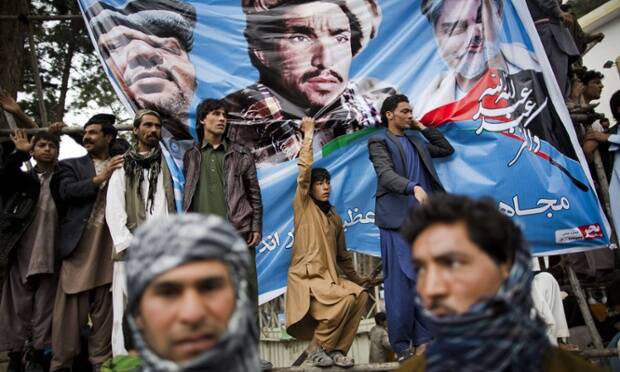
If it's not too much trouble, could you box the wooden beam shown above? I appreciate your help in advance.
[563,261,605,350]
[0,124,133,137]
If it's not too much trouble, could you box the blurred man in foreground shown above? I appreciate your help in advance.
[125,214,260,371]
[398,194,605,371]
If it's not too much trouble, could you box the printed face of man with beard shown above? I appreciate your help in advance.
[432,0,501,83]
[257,1,353,110]
[98,25,196,121]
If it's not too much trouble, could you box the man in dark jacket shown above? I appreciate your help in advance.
[0,129,60,371]
[368,94,454,360]
[182,98,265,363]
[50,114,124,371]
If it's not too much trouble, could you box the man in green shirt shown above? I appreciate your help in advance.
[182,98,268,368]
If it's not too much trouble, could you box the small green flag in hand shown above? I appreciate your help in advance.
[101,355,143,372]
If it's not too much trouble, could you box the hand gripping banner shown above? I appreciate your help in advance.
[79,0,611,303]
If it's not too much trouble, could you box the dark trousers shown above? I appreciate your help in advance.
[247,245,259,330]
[380,228,433,354]
[0,265,57,352]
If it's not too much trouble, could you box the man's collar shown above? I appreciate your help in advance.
[201,139,227,151]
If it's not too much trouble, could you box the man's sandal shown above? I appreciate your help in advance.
[329,350,354,368]
[306,346,333,368]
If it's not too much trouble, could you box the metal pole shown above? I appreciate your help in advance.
[26,20,48,127]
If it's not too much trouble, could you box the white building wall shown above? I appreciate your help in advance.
[580,0,620,122]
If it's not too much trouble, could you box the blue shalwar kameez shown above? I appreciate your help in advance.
[379,136,433,354]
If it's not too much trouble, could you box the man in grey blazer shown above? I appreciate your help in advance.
[368,94,453,361]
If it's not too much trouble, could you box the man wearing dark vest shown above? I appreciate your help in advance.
[105,109,176,356]
[368,94,454,360]
[50,114,124,371]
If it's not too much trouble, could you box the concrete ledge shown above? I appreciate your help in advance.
[272,362,400,371]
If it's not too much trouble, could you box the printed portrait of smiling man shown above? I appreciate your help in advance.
[415,0,540,114]
[415,0,579,165]
[86,0,197,140]
[225,0,396,166]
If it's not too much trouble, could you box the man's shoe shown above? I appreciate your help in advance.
[328,350,354,368]
[8,352,24,372]
[24,349,50,372]
[259,358,273,370]
[396,348,414,362]
[306,346,333,368]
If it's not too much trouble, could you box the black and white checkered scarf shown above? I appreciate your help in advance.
[126,214,260,372]
[423,245,550,372]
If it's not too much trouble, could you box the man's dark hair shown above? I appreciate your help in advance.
[581,70,604,85]
[195,98,229,140]
[311,167,331,185]
[32,131,60,150]
[84,121,118,149]
[400,194,522,265]
[110,137,131,157]
[610,90,620,123]
[421,0,504,26]
[374,311,387,325]
[380,94,409,126]
[84,121,118,138]
[244,0,363,74]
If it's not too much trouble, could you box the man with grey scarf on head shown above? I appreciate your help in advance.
[122,213,260,371]
[106,109,176,357]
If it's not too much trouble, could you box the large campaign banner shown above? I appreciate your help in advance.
[79,0,611,303]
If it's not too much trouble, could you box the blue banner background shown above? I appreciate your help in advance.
[78,0,611,303]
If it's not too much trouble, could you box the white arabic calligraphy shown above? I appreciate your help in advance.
[473,73,548,166]
[257,230,295,254]
[498,195,570,218]
[343,207,375,231]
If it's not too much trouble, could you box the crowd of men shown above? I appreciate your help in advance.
[0,0,619,371]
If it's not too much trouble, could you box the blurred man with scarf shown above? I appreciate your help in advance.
[106,109,176,356]
[397,195,604,372]
[124,214,260,371]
